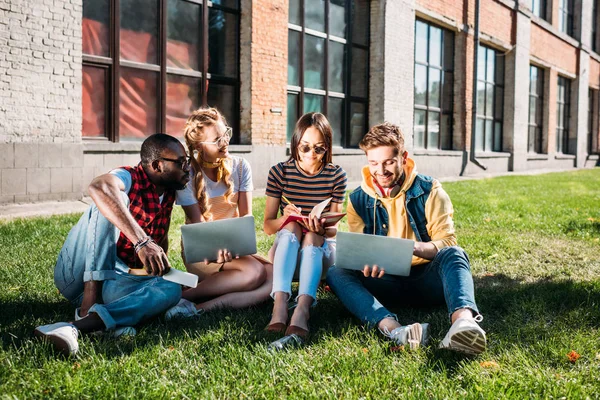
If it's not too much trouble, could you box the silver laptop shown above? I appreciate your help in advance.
[181,215,257,263]
[335,231,414,276]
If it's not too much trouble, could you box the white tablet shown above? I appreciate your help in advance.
[335,231,414,276]
[181,215,257,263]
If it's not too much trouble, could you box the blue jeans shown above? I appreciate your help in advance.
[53,196,181,330]
[269,229,335,303]
[326,246,479,327]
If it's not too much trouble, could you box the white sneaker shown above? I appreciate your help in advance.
[76,308,136,338]
[381,323,430,350]
[165,299,203,321]
[34,322,79,356]
[439,317,486,355]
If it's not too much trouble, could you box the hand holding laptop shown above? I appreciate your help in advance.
[362,265,386,278]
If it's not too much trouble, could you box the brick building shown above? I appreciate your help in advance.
[0,0,599,204]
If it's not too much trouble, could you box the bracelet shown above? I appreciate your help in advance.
[134,236,154,253]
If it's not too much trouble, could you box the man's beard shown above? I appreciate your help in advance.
[160,175,187,191]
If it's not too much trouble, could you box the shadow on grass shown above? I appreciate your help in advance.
[4,274,600,360]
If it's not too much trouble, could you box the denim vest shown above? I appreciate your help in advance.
[348,174,434,242]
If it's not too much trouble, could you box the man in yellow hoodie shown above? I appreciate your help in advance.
[326,122,486,355]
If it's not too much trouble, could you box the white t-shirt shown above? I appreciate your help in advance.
[176,156,253,204]
[110,168,197,206]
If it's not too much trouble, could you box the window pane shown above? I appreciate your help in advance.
[167,0,201,71]
[351,47,367,97]
[305,0,325,32]
[303,94,324,113]
[428,68,441,108]
[120,67,158,139]
[529,96,536,123]
[207,83,237,143]
[330,0,347,38]
[288,30,301,86]
[82,66,107,137]
[83,0,110,57]
[475,118,484,151]
[477,81,486,116]
[414,65,427,106]
[443,30,454,69]
[440,114,452,150]
[414,109,426,149]
[209,9,238,78]
[495,53,504,85]
[494,122,502,152]
[485,83,494,117]
[287,93,298,142]
[211,0,239,9]
[494,87,504,119]
[529,66,538,94]
[442,72,453,112]
[477,45,486,80]
[349,102,366,147]
[289,0,301,25]
[486,48,495,82]
[328,97,344,147]
[429,26,442,67]
[485,119,493,151]
[427,111,440,149]
[528,126,535,152]
[352,0,369,46]
[120,0,159,64]
[166,75,201,138]
[328,41,345,93]
[304,34,325,90]
[415,21,428,64]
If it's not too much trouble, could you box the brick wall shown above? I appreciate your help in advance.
[0,0,83,204]
[416,0,465,25]
[247,0,287,146]
[530,23,578,74]
[0,0,82,144]
[480,0,514,45]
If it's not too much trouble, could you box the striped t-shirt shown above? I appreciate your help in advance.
[266,159,347,216]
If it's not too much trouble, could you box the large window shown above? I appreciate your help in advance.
[475,45,504,152]
[589,89,598,154]
[558,0,574,36]
[556,76,572,154]
[82,0,240,142]
[530,0,548,20]
[413,19,454,150]
[528,65,544,153]
[287,0,370,148]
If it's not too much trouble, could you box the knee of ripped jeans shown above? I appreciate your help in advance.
[277,229,299,244]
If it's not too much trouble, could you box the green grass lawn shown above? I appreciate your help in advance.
[1,169,600,398]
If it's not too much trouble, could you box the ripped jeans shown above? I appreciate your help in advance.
[269,229,335,304]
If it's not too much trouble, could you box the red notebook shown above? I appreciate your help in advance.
[278,197,346,230]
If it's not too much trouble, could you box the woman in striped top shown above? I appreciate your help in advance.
[165,107,273,320]
[264,112,347,349]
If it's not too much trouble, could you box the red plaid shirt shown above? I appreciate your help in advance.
[116,164,176,269]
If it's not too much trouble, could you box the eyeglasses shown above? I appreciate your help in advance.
[158,156,192,170]
[298,143,328,155]
[199,126,232,147]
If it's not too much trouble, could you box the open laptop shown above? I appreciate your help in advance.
[181,215,257,264]
[335,231,414,276]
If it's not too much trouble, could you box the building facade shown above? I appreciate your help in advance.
[0,0,599,204]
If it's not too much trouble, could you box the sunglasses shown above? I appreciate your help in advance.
[199,126,232,147]
[298,143,328,155]
[158,156,192,170]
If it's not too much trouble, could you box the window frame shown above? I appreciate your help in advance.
[286,0,370,148]
[475,44,504,153]
[82,0,241,143]
[558,0,574,36]
[528,65,545,154]
[530,0,548,21]
[413,19,455,151]
[556,76,571,154]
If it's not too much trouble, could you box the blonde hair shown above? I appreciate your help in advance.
[183,107,233,221]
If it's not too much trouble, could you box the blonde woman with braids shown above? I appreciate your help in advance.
[165,107,273,319]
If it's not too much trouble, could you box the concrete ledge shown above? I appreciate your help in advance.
[0,199,90,221]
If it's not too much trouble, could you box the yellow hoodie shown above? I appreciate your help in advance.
[346,157,457,266]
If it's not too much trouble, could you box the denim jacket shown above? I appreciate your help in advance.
[348,174,434,242]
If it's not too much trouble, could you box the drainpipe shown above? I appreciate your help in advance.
[465,0,487,173]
